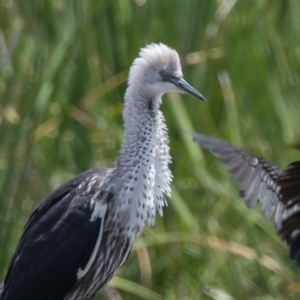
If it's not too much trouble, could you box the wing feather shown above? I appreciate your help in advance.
[189,132,300,267]
[0,168,110,300]
[190,133,281,217]
[278,162,300,266]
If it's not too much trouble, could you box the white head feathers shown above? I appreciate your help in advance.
[127,43,183,88]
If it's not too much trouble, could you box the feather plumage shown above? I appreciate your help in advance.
[190,132,300,267]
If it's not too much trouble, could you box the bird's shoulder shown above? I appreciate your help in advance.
[24,167,113,232]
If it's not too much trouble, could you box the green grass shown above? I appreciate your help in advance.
[1,0,300,299]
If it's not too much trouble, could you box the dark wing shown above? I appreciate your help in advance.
[0,168,111,300]
[190,133,281,217]
[23,168,109,232]
[278,162,300,266]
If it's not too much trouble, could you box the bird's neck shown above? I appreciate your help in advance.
[105,92,172,238]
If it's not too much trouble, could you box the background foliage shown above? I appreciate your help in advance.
[1,0,300,299]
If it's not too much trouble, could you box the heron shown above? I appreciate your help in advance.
[189,132,300,266]
[0,44,205,300]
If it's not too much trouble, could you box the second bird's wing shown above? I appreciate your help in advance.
[189,132,300,267]
[278,162,300,266]
[190,132,281,218]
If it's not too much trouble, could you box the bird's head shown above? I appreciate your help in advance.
[127,43,205,101]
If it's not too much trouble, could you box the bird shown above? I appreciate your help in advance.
[0,43,205,300]
[189,132,300,267]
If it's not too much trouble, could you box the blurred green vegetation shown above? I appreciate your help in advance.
[1,0,300,299]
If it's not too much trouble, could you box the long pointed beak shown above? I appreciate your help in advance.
[172,77,206,101]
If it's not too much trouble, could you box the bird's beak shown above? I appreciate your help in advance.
[171,77,206,101]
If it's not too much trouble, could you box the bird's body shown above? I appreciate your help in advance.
[0,44,205,300]
[190,133,300,266]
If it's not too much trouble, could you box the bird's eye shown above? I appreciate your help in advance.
[161,72,168,79]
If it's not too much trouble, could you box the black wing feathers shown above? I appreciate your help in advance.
[278,162,300,266]
[1,168,109,300]
[280,162,300,208]
[24,168,105,232]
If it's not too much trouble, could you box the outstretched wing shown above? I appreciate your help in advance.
[189,132,300,267]
[1,168,111,300]
[190,133,281,217]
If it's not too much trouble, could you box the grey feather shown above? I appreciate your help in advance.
[190,132,281,218]
[189,132,300,267]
